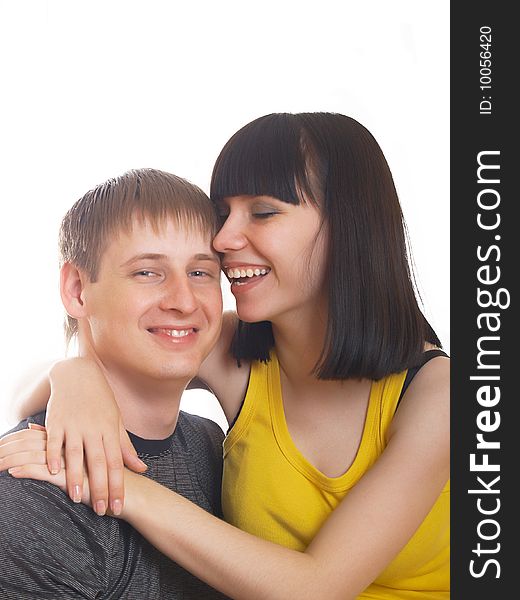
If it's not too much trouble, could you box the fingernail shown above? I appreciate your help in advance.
[71,485,82,503]
[95,500,106,516]
[49,461,60,475]
[111,499,122,516]
[28,422,45,431]
[8,467,21,475]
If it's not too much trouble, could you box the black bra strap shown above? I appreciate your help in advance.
[396,349,449,410]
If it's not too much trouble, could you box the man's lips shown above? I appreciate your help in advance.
[147,326,198,338]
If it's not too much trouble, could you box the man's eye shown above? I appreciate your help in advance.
[134,270,157,278]
[189,270,208,278]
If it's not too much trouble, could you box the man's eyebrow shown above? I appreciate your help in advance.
[120,253,221,268]
[193,253,221,264]
[120,253,168,267]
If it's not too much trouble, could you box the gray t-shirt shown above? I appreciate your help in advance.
[0,410,229,599]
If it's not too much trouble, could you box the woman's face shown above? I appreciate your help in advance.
[213,195,328,326]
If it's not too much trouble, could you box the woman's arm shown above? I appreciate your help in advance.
[9,361,54,422]
[6,310,246,515]
[46,358,147,513]
[9,357,147,512]
[124,358,450,600]
[196,310,251,423]
[7,358,449,600]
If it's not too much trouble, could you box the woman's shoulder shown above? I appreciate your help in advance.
[197,311,252,424]
[405,345,450,399]
[388,347,450,442]
[414,344,450,383]
[403,345,450,390]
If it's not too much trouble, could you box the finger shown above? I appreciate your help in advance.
[120,425,147,473]
[83,435,109,516]
[9,463,67,491]
[0,449,48,471]
[28,423,47,432]
[45,425,65,476]
[63,431,85,504]
[0,438,47,462]
[101,429,125,516]
[0,428,46,448]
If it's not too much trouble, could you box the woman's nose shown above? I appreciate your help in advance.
[213,215,248,253]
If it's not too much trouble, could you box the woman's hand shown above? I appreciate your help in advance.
[1,425,146,519]
[0,424,54,471]
[0,424,71,496]
[0,424,95,508]
[45,358,147,515]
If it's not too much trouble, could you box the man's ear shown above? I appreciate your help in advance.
[60,262,88,319]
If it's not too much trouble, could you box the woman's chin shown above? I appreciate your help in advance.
[235,306,271,324]
[236,314,265,324]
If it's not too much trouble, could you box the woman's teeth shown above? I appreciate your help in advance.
[226,267,271,287]
[227,268,270,279]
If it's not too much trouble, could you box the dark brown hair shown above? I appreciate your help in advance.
[210,113,441,379]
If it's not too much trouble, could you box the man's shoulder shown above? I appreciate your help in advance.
[178,411,225,446]
[176,411,225,467]
[155,412,224,517]
[0,467,117,597]
[0,412,115,583]
[1,411,46,438]
[0,465,111,543]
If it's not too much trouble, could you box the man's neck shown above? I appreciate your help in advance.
[104,369,187,439]
[75,329,192,438]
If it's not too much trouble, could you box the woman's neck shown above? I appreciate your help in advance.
[271,305,328,389]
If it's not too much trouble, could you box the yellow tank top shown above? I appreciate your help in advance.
[222,352,450,599]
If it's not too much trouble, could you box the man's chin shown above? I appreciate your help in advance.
[154,363,200,383]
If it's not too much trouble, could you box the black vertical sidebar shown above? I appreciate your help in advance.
[451,3,516,598]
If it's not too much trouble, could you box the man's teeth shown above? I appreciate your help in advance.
[155,328,193,337]
[227,268,270,279]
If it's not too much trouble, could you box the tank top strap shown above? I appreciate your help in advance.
[396,349,449,410]
[223,355,271,456]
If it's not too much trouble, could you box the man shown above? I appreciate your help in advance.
[0,169,227,599]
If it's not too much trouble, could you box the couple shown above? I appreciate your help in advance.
[0,112,450,599]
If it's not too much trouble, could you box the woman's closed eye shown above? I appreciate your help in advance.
[251,201,282,219]
[252,211,278,219]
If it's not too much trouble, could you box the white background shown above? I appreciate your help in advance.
[0,0,449,434]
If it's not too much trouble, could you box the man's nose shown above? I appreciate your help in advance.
[159,275,198,314]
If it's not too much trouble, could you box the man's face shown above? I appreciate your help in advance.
[79,216,223,385]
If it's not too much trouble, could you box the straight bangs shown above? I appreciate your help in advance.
[210,114,324,369]
[210,113,317,206]
[213,112,441,379]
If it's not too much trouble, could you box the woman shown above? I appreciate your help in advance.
[2,112,449,599]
